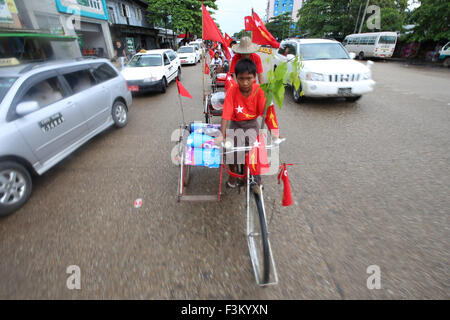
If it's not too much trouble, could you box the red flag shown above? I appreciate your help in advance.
[247,134,270,176]
[176,78,192,99]
[208,48,215,59]
[251,11,280,48]
[264,105,279,131]
[278,164,293,206]
[245,16,256,31]
[205,63,210,75]
[224,33,233,47]
[202,4,231,60]
[224,72,236,91]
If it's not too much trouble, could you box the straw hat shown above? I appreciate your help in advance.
[231,37,260,54]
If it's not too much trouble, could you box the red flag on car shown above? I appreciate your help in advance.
[247,134,270,176]
[251,11,280,48]
[176,78,192,99]
[278,164,293,206]
[202,4,231,60]
[264,105,279,131]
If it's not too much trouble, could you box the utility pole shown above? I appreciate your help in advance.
[358,0,370,34]
[354,1,363,34]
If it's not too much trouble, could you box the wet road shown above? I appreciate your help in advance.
[0,57,449,299]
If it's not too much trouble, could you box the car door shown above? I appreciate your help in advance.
[164,52,176,83]
[60,65,110,133]
[11,71,88,164]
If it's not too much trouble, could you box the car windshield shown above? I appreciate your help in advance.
[299,43,350,60]
[378,36,396,44]
[178,47,194,53]
[128,54,162,67]
[0,77,17,103]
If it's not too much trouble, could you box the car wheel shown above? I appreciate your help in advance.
[160,77,167,93]
[443,57,450,68]
[292,84,304,103]
[0,161,32,217]
[358,52,364,60]
[345,96,362,102]
[177,68,181,81]
[112,100,128,128]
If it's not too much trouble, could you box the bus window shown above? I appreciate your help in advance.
[343,37,348,45]
[378,36,396,44]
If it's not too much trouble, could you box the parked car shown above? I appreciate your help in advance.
[188,42,202,62]
[121,49,181,93]
[178,45,200,65]
[0,58,132,216]
[274,38,376,102]
[439,41,450,67]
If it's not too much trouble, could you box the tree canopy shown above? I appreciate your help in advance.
[296,0,408,40]
[265,12,295,41]
[232,29,251,40]
[146,0,218,36]
[406,0,450,42]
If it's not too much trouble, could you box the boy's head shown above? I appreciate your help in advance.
[235,58,257,92]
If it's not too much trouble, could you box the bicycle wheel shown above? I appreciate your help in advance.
[247,177,270,285]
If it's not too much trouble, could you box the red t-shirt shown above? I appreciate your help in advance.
[222,82,266,121]
[229,53,263,74]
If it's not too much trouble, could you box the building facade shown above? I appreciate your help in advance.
[266,0,303,22]
[0,0,82,60]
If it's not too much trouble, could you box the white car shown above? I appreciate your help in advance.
[121,49,181,93]
[178,46,199,65]
[274,39,376,102]
[188,42,203,61]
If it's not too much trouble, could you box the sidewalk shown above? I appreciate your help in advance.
[387,57,448,69]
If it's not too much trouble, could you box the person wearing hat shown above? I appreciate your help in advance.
[229,37,264,84]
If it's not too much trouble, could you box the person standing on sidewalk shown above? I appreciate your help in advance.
[115,41,126,70]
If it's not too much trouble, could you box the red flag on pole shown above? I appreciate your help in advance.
[224,33,233,47]
[245,16,256,31]
[176,78,192,99]
[278,164,293,206]
[264,105,279,131]
[224,72,236,91]
[247,134,270,176]
[205,63,210,75]
[202,4,231,60]
[251,11,280,48]
[208,48,215,59]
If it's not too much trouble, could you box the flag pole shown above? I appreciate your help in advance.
[202,1,205,109]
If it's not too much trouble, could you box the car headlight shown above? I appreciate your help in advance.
[143,77,157,82]
[362,72,371,80]
[305,72,325,81]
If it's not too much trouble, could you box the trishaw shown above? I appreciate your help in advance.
[175,122,283,286]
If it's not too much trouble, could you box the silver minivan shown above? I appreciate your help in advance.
[0,58,132,216]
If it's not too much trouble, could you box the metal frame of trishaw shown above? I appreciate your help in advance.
[176,125,280,286]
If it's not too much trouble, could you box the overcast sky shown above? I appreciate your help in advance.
[213,0,421,37]
[213,0,268,36]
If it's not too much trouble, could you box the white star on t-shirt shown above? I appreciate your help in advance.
[236,105,243,113]
[253,140,261,148]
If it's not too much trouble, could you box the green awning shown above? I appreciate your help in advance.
[0,32,78,41]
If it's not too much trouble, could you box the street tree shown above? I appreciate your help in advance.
[265,12,295,41]
[146,0,218,37]
[296,0,407,39]
[406,0,450,42]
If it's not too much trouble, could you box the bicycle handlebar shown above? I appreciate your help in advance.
[221,138,286,154]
